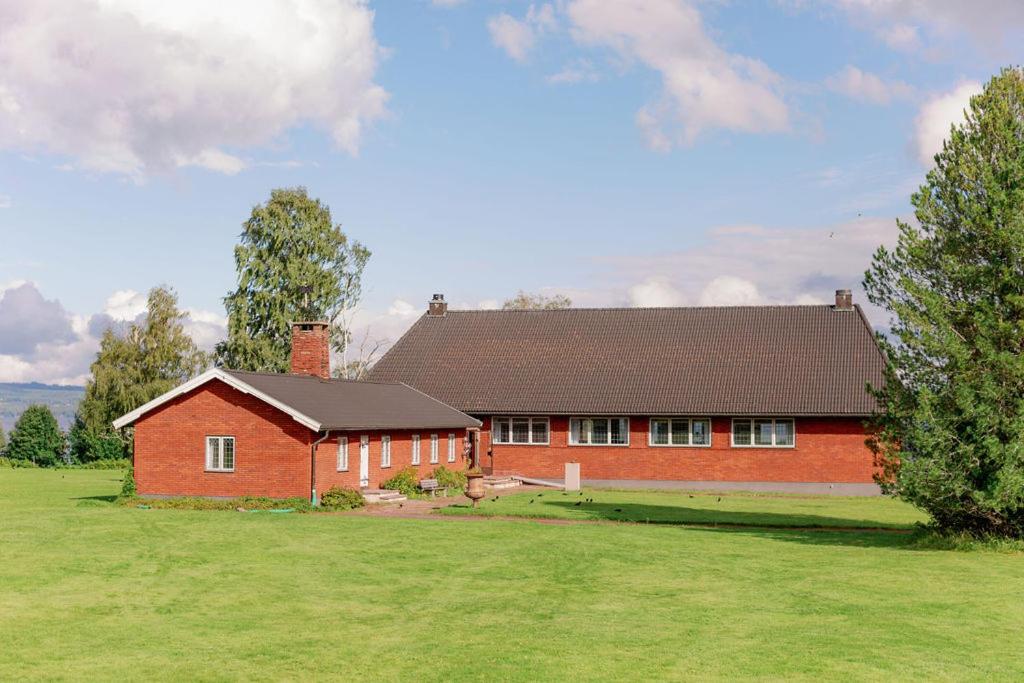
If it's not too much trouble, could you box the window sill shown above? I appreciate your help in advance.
[648,443,713,448]
[205,469,235,473]
[568,443,630,447]
[492,442,550,446]
[730,444,796,449]
[337,468,349,472]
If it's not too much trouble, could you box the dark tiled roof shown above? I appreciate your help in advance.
[222,370,480,430]
[366,305,885,417]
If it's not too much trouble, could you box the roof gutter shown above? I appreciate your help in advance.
[310,430,332,507]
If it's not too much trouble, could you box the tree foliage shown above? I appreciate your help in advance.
[216,187,370,372]
[502,290,572,310]
[0,422,6,453]
[864,67,1024,537]
[75,286,208,461]
[6,404,65,466]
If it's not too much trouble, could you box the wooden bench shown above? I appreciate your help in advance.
[419,478,447,497]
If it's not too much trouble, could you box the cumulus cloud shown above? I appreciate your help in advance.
[0,0,387,178]
[607,216,899,323]
[565,0,790,147]
[547,59,599,85]
[0,281,225,383]
[913,81,982,167]
[825,66,914,105]
[487,4,556,62]
[832,0,1024,55]
[629,277,685,307]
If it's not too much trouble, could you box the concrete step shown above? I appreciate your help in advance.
[361,489,408,504]
[484,476,522,490]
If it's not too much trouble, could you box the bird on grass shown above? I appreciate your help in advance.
[491,496,499,502]
[613,508,623,513]
[717,497,721,503]
[688,494,694,499]
[536,493,543,497]
[579,492,583,496]
[528,499,535,504]
[574,501,582,507]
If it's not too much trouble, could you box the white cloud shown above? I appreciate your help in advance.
[832,1,1024,55]
[913,81,982,167]
[825,66,914,105]
[547,59,599,85]
[487,4,555,62]
[103,290,148,321]
[566,0,790,147]
[629,277,685,307]
[698,276,761,306]
[0,0,387,178]
[0,194,11,209]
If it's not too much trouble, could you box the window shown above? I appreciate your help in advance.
[411,434,421,465]
[206,436,235,472]
[649,418,711,447]
[731,418,795,448]
[491,417,550,445]
[337,436,349,471]
[569,418,629,446]
[381,435,391,468]
[447,433,456,462]
[430,434,439,464]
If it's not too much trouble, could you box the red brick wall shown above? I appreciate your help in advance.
[479,416,876,483]
[290,322,330,379]
[134,378,470,498]
[134,379,314,499]
[316,429,468,492]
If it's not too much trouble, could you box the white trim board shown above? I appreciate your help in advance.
[111,368,323,432]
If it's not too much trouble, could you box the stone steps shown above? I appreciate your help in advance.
[361,489,408,504]
[484,476,521,490]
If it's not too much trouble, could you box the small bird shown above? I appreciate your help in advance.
[717,497,721,503]
[574,501,582,507]
[536,493,543,497]
[529,499,535,504]
[399,503,404,509]
[492,496,499,502]
[614,508,623,513]
[579,492,583,496]
[688,494,694,499]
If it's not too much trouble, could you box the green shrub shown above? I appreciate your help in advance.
[433,465,467,491]
[122,496,312,512]
[381,466,420,496]
[0,457,39,468]
[319,486,365,511]
[63,458,132,470]
[119,470,137,499]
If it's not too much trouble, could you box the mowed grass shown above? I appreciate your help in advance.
[440,488,928,529]
[1,471,1023,681]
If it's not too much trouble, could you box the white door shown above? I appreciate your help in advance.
[359,436,370,487]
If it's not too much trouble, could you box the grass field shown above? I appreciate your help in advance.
[440,487,927,529]
[2,470,1023,681]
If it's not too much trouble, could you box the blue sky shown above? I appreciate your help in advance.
[0,0,1022,383]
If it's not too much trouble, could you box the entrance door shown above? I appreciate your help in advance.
[359,436,370,487]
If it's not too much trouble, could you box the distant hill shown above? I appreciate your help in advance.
[0,383,85,433]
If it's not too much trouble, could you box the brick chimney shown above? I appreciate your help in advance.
[290,321,330,379]
[428,293,448,317]
[834,289,853,311]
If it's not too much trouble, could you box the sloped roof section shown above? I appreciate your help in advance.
[366,305,886,416]
[221,370,480,430]
[113,367,480,431]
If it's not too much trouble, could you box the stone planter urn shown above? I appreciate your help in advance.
[465,470,486,508]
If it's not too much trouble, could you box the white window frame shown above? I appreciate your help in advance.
[490,417,550,445]
[730,418,796,448]
[430,433,439,464]
[648,418,712,448]
[411,434,421,466]
[205,436,235,472]
[447,433,456,462]
[337,436,349,471]
[568,417,630,446]
[381,435,391,468]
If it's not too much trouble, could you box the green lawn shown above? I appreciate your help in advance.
[440,488,928,529]
[2,471,1023,681]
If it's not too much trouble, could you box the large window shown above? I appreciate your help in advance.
[649,418,711,447]
[731,418,795,448]
[337,436,349,471]
[492,417,549,445]
[381,435,391,468]
[206,436,235,472]
[447,433,456,462]
[411,434,421,465]
[569,418,629,446]
[430,434,439,464]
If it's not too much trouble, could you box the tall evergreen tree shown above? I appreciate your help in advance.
[216,187,370,372]
[6,405,65,466]
[73,286,208,461]
[864,67,1024,537]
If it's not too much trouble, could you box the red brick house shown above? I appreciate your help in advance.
[114,322,480,501]
[366,291,887,494]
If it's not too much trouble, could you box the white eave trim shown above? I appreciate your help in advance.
[111,368,323,432]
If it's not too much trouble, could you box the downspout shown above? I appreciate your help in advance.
[310,430,332,507]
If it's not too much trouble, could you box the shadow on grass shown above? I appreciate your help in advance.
[72,494,119,503]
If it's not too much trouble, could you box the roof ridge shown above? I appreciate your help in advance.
[224,367,403,387]
[439,304,834,314]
